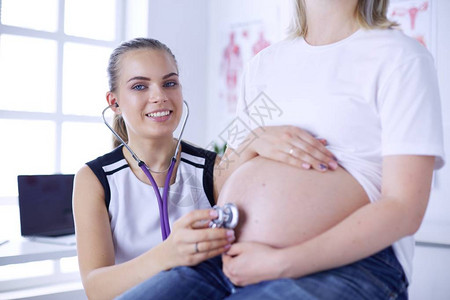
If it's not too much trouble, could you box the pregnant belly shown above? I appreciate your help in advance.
[217,157,369,248]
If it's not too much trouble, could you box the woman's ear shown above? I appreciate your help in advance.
[106,91,120,113]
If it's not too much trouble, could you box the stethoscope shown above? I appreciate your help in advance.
[102,100,190,240]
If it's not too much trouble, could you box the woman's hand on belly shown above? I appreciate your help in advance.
[242,126,338,171]
[222,241,283,286]
[214,125,338,199]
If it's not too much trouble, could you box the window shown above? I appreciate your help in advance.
[0,0,150,296]
[0,0,124,201]
[0,0,137,295]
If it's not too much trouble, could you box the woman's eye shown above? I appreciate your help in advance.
[132,84,146,91]
[164,81,178,88]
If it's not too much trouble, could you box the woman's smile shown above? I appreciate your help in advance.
[146,109,173,122]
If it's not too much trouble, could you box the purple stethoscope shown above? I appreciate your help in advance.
[102,101,190,240]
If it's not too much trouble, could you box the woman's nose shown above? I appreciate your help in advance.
[148,85,167,103]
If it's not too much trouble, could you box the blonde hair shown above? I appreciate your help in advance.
[107,38,178,148]
[287,0,397,38]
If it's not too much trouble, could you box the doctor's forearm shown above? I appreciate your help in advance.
[277,198,412,279]
[82,244,169,299]
[278,156,434,279]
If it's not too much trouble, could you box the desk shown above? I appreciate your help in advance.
[0,238,82,299]
[0,238,77,266]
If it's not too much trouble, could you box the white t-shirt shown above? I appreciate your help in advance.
[228,28,445,283]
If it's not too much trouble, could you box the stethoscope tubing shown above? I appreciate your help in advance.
[139,160,174,239]
[102,100,190,240]
[162,158,176,236]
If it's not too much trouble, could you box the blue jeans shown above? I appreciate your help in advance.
[116,247,408,300]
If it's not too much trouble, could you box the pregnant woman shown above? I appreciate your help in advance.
[117,0,445,299]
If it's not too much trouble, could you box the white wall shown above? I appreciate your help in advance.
[415,0,450,245]
[146,0,209,146]
[206,0,292,148]
[409,243,450,300]
[408,3,450,296]
[144,0,293,149]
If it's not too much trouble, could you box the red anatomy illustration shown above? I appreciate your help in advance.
[390,1,429,46]
[252,31,271,55]
[390,1,428,30]
[221,32,243,111]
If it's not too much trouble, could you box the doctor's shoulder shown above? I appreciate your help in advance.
[73,147,124,206]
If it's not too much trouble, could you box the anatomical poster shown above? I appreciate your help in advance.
[388,0,432,48]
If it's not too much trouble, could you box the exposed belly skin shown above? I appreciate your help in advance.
[217,156,369,248]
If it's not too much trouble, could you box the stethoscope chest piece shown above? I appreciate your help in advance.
[209,203,239,229]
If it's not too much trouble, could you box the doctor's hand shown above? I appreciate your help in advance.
[222,242,283,286]
[241,126,338,172]
[161,209,235,269]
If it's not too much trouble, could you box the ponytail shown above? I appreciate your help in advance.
[112,114,127,148]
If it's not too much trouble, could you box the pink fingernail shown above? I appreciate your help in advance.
[329,161,338,170]
[210,210,218,217]
[302,163,311,169]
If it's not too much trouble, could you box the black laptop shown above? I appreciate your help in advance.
[17,174,76,245]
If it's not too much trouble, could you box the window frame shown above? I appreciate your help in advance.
[0,0,136,295]
[0,0,125,201]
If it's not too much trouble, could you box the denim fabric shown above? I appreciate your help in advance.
[116,247,408,300]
